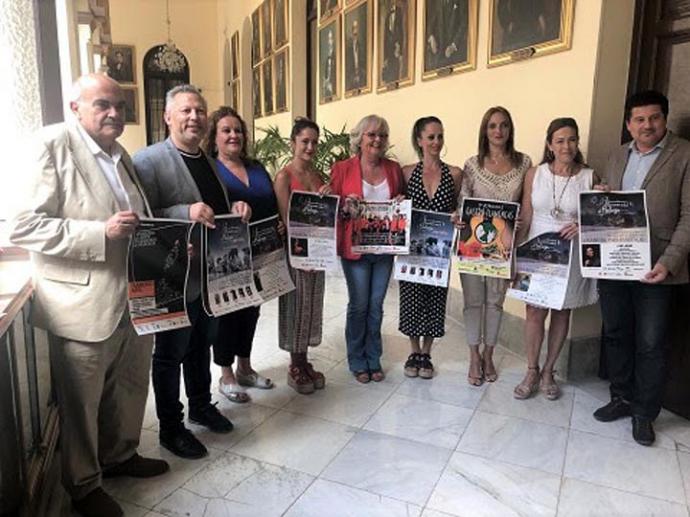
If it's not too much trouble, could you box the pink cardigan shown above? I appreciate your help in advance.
[330,156,404,260]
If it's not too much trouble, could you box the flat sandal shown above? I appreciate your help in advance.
[513,366,540,400]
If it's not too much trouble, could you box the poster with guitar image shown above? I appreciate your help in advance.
[456,198,519,278]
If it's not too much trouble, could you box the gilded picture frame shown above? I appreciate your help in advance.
[231,31,240,80]
[121,86,138,124]
[261,0,273,58]
[273,0,289,49]
[343,0,372,97]
[106,44,135,84]
[488,0,575,67]
[318,17,341,104]
[320,0,341,22]
[262,59,274,116]
[422,0,478,80]
[274,49,289,113]
[376,0,416,93]
[252,8,262,65]
[253,66,262,119]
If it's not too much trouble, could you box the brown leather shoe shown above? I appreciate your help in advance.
[73,487,123,517]
[103,453,170,478]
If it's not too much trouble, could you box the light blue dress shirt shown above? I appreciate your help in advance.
[621,132,668,190]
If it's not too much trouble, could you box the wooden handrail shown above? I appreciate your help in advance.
[0,279,33,336]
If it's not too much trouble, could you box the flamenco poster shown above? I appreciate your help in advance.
[456,198,519,278]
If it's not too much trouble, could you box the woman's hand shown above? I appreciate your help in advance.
[277,219,286,237]
[393,194,406,203]
[515,216,523,232]
[560,222,579,240]
[450,211,466,230]
[593,183,610,192]
[318,184,332,196]
[231,201,252,223]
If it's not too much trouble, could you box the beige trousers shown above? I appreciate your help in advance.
[49,320,153,499]
[460,273,510,347]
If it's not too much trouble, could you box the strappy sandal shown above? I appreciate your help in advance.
[482,353,498,383]
[418,354,434,379]
[513,366,540,399]
[303,362,326,389]
[218,379,250,403]
[354,370,370,384]
[370,369,385,382]
[540,370,561,401]
[236,370,274,389]
[287,365,315,394]
[404,353,420,378]
[467,355,484,387]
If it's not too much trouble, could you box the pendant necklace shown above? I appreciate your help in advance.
[551,167,573,220]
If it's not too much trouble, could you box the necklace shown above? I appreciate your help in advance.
[550,167,573,220]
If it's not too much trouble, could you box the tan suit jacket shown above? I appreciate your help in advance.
[600,131,690,284]
[10,122,151,341]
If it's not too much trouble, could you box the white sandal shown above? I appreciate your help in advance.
[218,379,250,403]
[236,371,274,389]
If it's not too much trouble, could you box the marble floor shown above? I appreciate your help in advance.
[94,276,689,516]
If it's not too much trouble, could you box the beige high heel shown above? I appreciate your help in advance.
[513,366,540,399]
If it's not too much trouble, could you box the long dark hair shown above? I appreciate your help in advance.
[540,117,585,165]
[204,106,253,163]
[411,116,442,159]
[477,106,522,168]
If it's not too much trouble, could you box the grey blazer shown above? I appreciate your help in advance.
[600,131,690,284]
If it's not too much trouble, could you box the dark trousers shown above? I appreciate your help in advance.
[599,280,673,420]
[152,297,217,433]
[213,306,261,366]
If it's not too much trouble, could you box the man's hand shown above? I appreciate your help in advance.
[189,202,216,228]
[231,201,252,222]
[642,262,669,284]
[105,211,139,240]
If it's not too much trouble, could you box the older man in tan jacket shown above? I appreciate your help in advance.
[10,74,168,517]
[593,90,690,446]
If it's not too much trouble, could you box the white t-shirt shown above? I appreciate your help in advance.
[362,179,390,201]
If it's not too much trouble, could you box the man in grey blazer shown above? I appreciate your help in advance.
[10,74,168,517]
[133,85,250,459]
[593,90,690,446]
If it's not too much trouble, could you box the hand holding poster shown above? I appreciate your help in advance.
[127,219,193,335]
[288,190,340,270]
[578,191,651,280]
[249,215,295,302]
[351,199,412,254]
[205,215,263,316]
[394,209,455,287]
[507,232,572,310]
[456,198,519,279]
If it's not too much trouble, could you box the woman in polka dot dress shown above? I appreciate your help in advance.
[399,116,462,378]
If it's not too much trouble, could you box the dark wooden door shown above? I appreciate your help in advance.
[628,0,690,418]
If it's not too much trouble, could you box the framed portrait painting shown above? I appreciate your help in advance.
[274,49,289,112]
[377,0,415,92]
[320,0,340,22]
[106,44,135,84]
[231,31,240,80]
[488,0,574,67]
[253,66,262,119]
[121,86,138,124]
[274,0,289,48]
[318,17,340,104]
[252,8,261,65]
[343,0,372,97]
[262,59,274,116]
[422,0,478,79]
[262,0,273,57]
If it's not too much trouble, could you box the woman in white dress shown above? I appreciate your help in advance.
[514,118,598,400]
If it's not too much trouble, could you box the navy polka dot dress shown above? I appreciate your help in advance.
[399,162,455,338]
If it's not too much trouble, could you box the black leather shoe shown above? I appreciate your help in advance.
[189,403,234,434]
[103,453,170,478]
[160,428,208,459]
[593,397,631,422]
[73,487,123,517]
[632,416,655,446]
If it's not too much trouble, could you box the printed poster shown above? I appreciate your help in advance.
[456,198,519,279]
[579,191,651,280]
[249,215,295,302]
[394,209,455,287]
[127,219,192,335]
[205,215,263,316]
[288,190,340,270]
[351,199,412,254]
[507,232,573,310]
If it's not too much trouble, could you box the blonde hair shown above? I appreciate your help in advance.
[349,114,390,155]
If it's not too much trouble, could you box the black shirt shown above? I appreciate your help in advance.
[179,149,230,215]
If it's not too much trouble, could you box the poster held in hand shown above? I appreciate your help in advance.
[287,190,340,270]
[351,199,412,254]
[249,215,295,302]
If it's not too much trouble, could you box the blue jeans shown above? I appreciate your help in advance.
[341,255,394,372]
[599,280,672,420]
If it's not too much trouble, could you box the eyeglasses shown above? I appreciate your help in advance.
[364,131,388,139]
